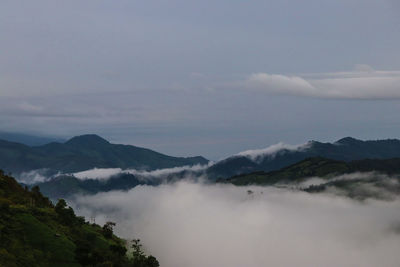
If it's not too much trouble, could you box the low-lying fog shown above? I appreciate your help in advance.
[72,180,400,267]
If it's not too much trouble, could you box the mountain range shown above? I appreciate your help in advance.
[0,132,65,146]
[0,134,208,174]
[223,157,400,185]
[2,134,400,200]
[206,137,400,179]
[222,157,400,200]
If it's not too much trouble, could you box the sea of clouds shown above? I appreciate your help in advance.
[16,141,311,184]
[71,180,400,267]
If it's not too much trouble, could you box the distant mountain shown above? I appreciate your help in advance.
[0,134,208,174]
[223,157,400,185]
[222,157,400,200]
[37,173,155,200]
[37,168,207,200]
[207,137,400,179]
[0,132,65,146]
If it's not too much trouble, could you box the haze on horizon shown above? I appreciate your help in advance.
[1,0,400,159]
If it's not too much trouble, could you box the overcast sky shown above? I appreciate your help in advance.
[1,0,400,159]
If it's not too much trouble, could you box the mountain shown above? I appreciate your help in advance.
[37,167,207,200]
[0,132,65,146]
[207,137,400,179]
[0,170,159,267]
[224,157,400,186]
[37,174,151,200]
[222,157,350,186]
[222,157,400,200]
[0,134,208,174]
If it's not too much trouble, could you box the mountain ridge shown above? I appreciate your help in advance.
[207,137,400,179]
[223,156,400,186]
[0,134,208,174]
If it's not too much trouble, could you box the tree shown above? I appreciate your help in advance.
[55,199,67,212]
[131,239,159,267]
[55,199,76,225]
[145,255,160,267]
[102,221,116,239]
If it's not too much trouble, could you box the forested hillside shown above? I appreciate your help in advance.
[223,157,400,185]
[0,170,159,267]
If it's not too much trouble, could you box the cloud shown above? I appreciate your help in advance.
[72,163,212,181]
[73,168,123,180]
[17,169,60,184]
[236,141,311,161]
[72,181,400,267]
[245,67,400,99]
[286,172,400,200]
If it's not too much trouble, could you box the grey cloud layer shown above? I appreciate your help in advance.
[2,1,400,158]
[73,181,400,267]
[246,69,400,99]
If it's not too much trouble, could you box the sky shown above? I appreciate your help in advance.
[1,0,400,160]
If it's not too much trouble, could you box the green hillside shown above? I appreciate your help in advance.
[0,170,159,267]
[223,157,400,186]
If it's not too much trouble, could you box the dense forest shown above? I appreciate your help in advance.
[0,170,159,267]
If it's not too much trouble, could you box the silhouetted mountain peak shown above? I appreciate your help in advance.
[65,134,110,147]
[335,137,361,145]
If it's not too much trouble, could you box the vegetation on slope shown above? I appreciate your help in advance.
[208,138,400,180]
[37,174,147,200]
[0,170,159,267]
[223,157,400,186]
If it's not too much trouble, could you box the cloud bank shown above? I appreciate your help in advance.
[236,142,311,161]
[17,169,61,184]
[73,181,400,267]
[72,164,212,181]
[246,68,400,99]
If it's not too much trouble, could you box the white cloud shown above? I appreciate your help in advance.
[17,169,61,184]
[18,169,49,184]
[73,168,123,180]
[72,163,213,181]
[124,164,212,180]
[246,67,400,99]
[236,142,311,162]
[72,181,400,267]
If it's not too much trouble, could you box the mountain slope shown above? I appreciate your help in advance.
[208,137,400,179]
[0,170,159,267]
[0,134,208,174]
[0,132,65,146]
[37,174,148,200]
[223,157,400,186]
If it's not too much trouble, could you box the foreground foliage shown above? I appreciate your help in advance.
[0,170,159,267]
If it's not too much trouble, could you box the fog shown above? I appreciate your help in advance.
[72,181,400,267]
[72,163,212,181]
[236,141,311,161]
